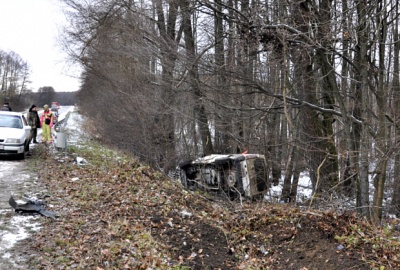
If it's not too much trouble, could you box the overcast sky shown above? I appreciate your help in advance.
[0,0,81,92]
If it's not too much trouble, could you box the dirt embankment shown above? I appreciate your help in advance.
[6,141,399,269]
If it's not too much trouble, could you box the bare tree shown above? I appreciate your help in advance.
[59,0,400,222]
[392,1,400,214]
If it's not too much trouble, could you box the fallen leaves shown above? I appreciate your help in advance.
[15,143,400,269]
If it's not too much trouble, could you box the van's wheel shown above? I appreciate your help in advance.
[222,169,238,200]
[227,170,236,188]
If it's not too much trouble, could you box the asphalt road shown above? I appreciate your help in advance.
[0,156,43,269]
[0,106,81,269]
[0,106,73,268]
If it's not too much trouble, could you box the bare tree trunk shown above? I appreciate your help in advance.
[292,3,324,194]
[339,0,356,197]
[392,1,400,214]
[314,0,339,192]
[281,144,295,203]
[289,148,302,204]
[354,0,371,218]
[180,0,213,155]
[268,111,281,185]
[372,0,389,223]
[213,0,233,154]
[155,0,179,170]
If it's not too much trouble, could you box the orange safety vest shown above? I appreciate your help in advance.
[41,110,53,125]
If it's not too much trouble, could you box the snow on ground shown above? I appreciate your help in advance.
[0,214,41,249]
[0,165,43,268]
[0,212,41,269]
[265,172,313,203]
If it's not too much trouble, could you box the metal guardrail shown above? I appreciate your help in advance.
[54,111,71,132]
[53,110,71,154]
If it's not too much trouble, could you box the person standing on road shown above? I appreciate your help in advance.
[28,104,41,144]
[1,102,12,111]
[40,104,54,144]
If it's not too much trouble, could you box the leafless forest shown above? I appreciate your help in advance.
[3,0,400,223]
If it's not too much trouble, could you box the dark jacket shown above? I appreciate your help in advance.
[28,107,41,128]
[1,105,11,111]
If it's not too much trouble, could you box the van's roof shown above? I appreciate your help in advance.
[191,153,265,164]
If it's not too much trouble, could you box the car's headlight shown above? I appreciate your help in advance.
[5,138,21,144]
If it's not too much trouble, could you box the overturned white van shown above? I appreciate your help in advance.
[179,154,269,199]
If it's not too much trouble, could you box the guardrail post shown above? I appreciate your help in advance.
[54,111,71,157]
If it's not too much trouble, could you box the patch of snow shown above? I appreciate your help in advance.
[179,210,192,218]
[0,214,41,253]
[265,172,313,203]
[74,157,88,165]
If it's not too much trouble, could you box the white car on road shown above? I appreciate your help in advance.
[0,111,31,159]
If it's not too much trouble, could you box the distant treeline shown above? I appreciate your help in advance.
[2,91,77,111]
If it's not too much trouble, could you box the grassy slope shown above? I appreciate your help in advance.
[19,141,400,270]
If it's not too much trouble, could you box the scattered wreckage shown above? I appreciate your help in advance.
[9,195,58,218]
[178,153,269,199]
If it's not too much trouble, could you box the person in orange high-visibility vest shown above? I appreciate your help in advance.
[40,104,54,143]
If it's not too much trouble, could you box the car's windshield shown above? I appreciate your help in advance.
[0,115,23,129]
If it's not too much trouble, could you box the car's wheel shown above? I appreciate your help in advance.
[18,140,29,160]
[18,150,26,160]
